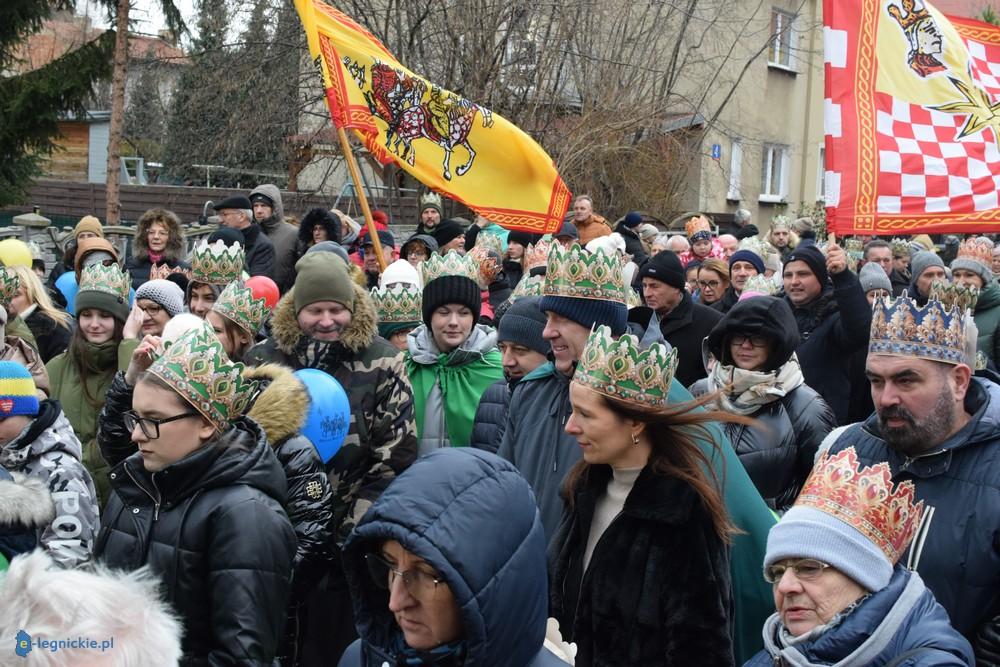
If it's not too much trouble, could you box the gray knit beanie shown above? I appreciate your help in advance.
[135,279,185,317]
[859,262,892,294]
[497,296,548,356]
[951,254,994,284]
[909,250,945,282]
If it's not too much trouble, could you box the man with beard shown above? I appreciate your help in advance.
[826,291,1000,662]
[470,296,548,453]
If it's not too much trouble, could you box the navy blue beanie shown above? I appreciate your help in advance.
[729,249,765,275]
[538,295,627,335]
[623,211,643,228]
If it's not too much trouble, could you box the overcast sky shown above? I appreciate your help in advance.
[83,0,200,37]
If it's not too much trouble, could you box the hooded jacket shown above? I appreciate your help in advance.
[0,399,98,569]
[827,378,1000,641]
[246,282,417,543]
[0,467,55,565]
[470,377,512,454]
[744,568,973,667]
[126,211,189,289]
[973,281,1000,363]
[782,269,871,424]
[405,324,503,453]
[251,184,299,292]
[297,208,343,259]
[338,448,568,667]
[96,417,296,666]
[614,221,648,266]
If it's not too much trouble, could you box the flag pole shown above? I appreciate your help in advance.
[336,126,387,272]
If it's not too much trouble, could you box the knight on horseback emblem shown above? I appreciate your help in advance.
[342,56,495,180]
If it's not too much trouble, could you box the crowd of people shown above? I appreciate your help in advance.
[0,186,998,667]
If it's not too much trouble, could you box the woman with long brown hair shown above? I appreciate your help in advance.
[549,325,736,666]
[698,257,731,307]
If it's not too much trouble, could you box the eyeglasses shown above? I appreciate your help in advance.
[124,410,201,439]
[764,559,832,584]
[137,303,163,316]
[698,279,722,289]
[365,552,443,599]
[730,334,769,348]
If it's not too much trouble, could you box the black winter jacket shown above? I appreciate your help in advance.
[550,464,734,666]
[783,269,871,424]
[657,291,722,387]
[614,223,648,266]
[778,382,836,486]
[95,416,296,666]
[710,286,740,315]
[125,254,192,291]
[242,223,277,280]
[470,378,510,453]
[22,309,71,364]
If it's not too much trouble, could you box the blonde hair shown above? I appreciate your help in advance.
[9,265,71,329]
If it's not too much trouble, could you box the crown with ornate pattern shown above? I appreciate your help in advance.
[685,215,712,239]
[890,238,911,257]
[510,274,545,301]
[543,243,626,303]
[149,263,193,282]
[78,262,130,302]
[795,447,923,564]
[869,291,966,364]
[573,325,678,407]
[741,274,779,297]
[930,280,979,313]
[0,267,20,307]
[524,239,553,272]
[148,321,259,431]
[770,215,791,231]
[371,284,422,324]
[465,244,501,289]
[212,281,268,337]
[421,250,480,285]
[191,240,245,285]
[736,236,771,260]
[956,238,993,268]
[420,191,443,210]
[473,232,504,256]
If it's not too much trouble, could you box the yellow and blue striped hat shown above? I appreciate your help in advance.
[0,362,38,417]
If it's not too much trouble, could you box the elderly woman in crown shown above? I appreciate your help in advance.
[743,447,973,666]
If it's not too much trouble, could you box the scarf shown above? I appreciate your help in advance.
[396,639,467,666]
[292,336,340,371]
[406,346,503,447]
[707,354,805,415]
[147,250,165,264]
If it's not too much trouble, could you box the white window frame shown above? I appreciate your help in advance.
[727,138,743,201]
[768,9,797,72]
[816,144,826,201]
[760,144,789,203]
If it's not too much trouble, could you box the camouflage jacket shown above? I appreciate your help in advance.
[246,282,417,544]
[0,399,99,568]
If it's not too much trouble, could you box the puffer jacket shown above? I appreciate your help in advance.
[778,382,836,487]
[974,281,1000,363]
[96,417,296,666]
[783,269,871,424]
[745,567,973,666]
[338,448,569,667]
[0,399,98,569]
[470,378,510,454]
[245,282,417,544]
[250,184,298,292]
[22,308,72,364]
[827,378,1000,640]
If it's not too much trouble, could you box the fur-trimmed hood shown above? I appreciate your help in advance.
[133,208,185,262]
[244,363,309,447]
[270,281,378,355]
[0,470,55,530]
[298,208,342,247]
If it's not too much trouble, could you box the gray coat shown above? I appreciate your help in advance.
[250,184,298,292]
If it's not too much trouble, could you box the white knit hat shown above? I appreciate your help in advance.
[379,258,422,289]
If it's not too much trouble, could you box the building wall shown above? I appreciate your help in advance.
[41,122,90,181]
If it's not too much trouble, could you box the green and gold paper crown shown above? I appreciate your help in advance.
[543,243,626,303]
[573,325,678,407]
[930,280,979,312]
[149,321,258,431]
[191,239,245,285]
[0,267,20,307]
[372,284,422,324]
[742,274,779,296]
[212,281,268,337]
[510,274,545,301]
[891,238,911,257]
[421,250,480,285]
[78,262,130,301]
[736,236,771,259]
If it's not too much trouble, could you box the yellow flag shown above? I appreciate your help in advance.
[295,0,571,233]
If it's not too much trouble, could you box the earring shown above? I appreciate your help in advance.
[631,433,639,446]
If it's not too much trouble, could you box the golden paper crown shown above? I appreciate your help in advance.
[420,191,443,210]
[372,284,422,324]
[191,240,245,285]
[573,325,678,407]
[466,245,501,289]
[770,215,791,231]
[149,263,193,282]
[0,267,20,306]
[956,238,993,268]
[78,262,130,302]
[736,236,771,260]
[510,275,545,301]
[796,447,923,564]
[869,291,966,364]
[473,233,504,256]
[543,243,626,303]
[149,321,258,431]
[741,274,778,296]
[421,250,480,285]
[212,281,268,337]
[930,280,979,312]
[685,215,712,238]
[890,238,911,257]
[524,239,553,272]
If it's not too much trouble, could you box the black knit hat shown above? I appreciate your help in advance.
[507,230,538,247]
[785,245,828,285]
[431,220,465,248]
[422,275,481,325]
[497,296,548,355]
[637,250,685,290]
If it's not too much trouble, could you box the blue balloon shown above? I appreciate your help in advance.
[55,272,78,315]
[293,369,351,463]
